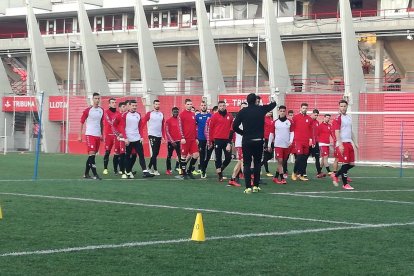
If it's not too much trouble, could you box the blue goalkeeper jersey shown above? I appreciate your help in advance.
[195,112,211,141]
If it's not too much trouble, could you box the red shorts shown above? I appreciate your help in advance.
[236,147,243,160]
[275,147,290,160]
[181,139,198,156]
[114,138,124,154]
[86,135,100,153]
[105,135,116,152]
[320,146,330,157]
[293,141,310,155]
[289,144,295,154]
[335,142,355,163]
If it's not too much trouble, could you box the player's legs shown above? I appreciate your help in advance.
[148,135,161,172]
[166,142,175,171]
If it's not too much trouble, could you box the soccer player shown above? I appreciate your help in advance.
[195,101,212,178]
[291,103,312,181]
[318,114,334,175]
[208,100,234,182]
[78,92,104,180]
[178,99,199,179]
[103,98,120,175]
[228,102,247,187]
[143,99,164,176]
[331,99,356,190]
[262,111,274,176]
[120,100,153,178]
[268,105,293,184]
[113,101,127,178]
[202,105,219,178]
[284,109,295,176]
[165,107,181,175]
[310,109,324,178]
[233,93,277,194]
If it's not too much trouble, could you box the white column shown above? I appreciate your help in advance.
[236,44,245,93]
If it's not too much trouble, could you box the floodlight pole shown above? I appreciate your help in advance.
[33,91,45,181]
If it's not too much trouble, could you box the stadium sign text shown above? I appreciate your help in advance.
[218,94,270,112]
[2,96,37,112]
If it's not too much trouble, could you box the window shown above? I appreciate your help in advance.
[248,3,262,18]
[182,8,191,27]
[170,10,178,27]
[350,0,363,9]
[211,4,231,20]
[278,0,295,17]
[161,12,168,27]
[127,13,134,29]
[233,3,247,20]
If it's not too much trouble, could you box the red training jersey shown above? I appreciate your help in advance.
[311,119,320,143]
[292,113,312,142]
[178,109,197,140]
[208,111,234,142]
[318,122,333,145]
[165,116,181,142]
[264,116,274,140]
[103,109,119,136]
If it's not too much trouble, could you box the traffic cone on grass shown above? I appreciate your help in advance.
[191,213,205,242]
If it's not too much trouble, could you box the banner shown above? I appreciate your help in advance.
[49,96,68,121]
[2,96,37,112]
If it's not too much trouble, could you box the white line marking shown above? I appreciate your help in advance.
[0,178,205,182]
[294,189,414,194]
[270,189,414,195]
[271,193,414,205]
[1,221,413,257]
[0,192,367,226]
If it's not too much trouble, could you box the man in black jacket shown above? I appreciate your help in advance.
[233,93,277,193]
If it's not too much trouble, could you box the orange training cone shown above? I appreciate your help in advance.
[191,213,205,242]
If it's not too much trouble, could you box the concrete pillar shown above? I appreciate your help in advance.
[177,46,185,93]
[236,44,245,93]
[123,50,131,95]
[72,52,80,95]
[263,0,291,105]
[26,3,61,152]
[339,0,366,145]
[135,0,165,111]
[0,59,14,151]
[77,0,110,95]
[195,0,226,106]
[374,39,384,92]
[302,41,311,92]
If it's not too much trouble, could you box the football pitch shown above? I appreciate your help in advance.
[0,153,413,275]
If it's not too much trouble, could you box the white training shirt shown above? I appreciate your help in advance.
[272,119,294,148]
[125,112,142,142]
[339,114,353,142]
[146,110,164,137]
[235,124,243,147]
[83,106,104,137]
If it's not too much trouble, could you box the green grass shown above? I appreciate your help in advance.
[0,153,413,275]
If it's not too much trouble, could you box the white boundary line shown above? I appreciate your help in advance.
[1,221,413,257]
[294,189,414,194]
[270,193,414,205]
[0,192,367,226]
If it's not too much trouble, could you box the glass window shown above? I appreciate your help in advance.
[145,13,151,28]
[351,0,363,9]
[211,4,231,20]
[95,16,103,31]
[104,15,113,31]
[170,10,178,27]
[278,0,295,17]
[153,12,160,28]
[162,12,168,27]
[182,8,191,27]
[114,14,122,30]
[47,20,55,34]
[56,19,64,34]
[233,4,247,20]
[127,13,134,29]
[38,20,47,35]
[248,3,262,18]
[64,18,73,33]
[192,8,197,25]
